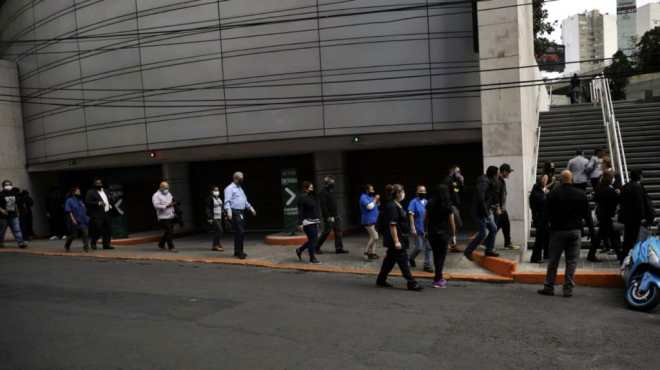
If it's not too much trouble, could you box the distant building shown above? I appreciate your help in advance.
[618,0,638,56]
[561,10,618,75]
[637,2,660,38]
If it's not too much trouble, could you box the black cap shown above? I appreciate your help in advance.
[500,163,513,173]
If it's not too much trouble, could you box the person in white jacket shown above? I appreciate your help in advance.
[152,181,177,253]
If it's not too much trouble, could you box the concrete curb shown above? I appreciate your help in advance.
[472,252,517,278]
[0,249,512,284]
[264,232,336,246]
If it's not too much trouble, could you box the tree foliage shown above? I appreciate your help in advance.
[533,0,557,57]
[604,51,634,100]
[635,26,660,74]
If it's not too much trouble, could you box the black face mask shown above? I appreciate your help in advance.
[368,192,376,196]
[95,185,103,190]
[417,193,427,199]
[326,183,335,189]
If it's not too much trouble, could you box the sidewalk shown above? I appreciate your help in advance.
[0,232,623,287]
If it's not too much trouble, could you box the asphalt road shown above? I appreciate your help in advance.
[0,254,658,370]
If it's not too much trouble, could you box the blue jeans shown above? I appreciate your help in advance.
[464,214,497,255]
[0,216,25,246]
[409,234,432,268]
[298,224,319,260]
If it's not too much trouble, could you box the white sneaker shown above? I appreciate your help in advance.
[49,236,58,241]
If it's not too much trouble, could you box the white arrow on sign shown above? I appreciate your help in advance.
[114,199,125,216]
[285,187,297,206]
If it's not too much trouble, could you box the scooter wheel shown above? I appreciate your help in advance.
[625,275,660,312]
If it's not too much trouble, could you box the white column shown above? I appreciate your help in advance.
[162,163,194,231]
[478,1,548,252]
[313,151,349,225]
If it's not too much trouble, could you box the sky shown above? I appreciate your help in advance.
[546,0,658,42]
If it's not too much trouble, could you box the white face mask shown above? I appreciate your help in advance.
[3,185,12,191]
[397,192,406,202]
[161,189,169,195]
[212,191,220,197]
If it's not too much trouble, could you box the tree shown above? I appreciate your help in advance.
[636,26,660,74]
[604,51,634,101]
[533,0,556,56]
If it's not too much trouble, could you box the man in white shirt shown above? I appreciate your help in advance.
[566,150,590,191]
[152,181,177,252]
[224,172,256,259]
[85,178,114,250]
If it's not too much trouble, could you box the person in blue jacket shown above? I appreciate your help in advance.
[360,184,380,261]
[64,186,90,252]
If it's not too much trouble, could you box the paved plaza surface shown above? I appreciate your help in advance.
[0,254,658,370]
[0,232,621,279]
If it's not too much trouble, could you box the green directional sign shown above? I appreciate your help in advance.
[281,169,299,234]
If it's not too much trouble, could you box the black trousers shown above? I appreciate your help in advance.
[211,219,223,247]
[622,221,641,261]
[591,216,622,261]
[531,219,549,262]
[377,247,416,285]
[316,217,343,251]
[158,219,175,249]
[429,233,449,282]
[65,226,89,249]
[298,224,319,260]
[231,210,246,256]
[496,211,512,246]
[90,213,112,248]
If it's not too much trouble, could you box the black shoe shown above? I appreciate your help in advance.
[587,256,602,263]
[64,246,70,252]
[485,251,500,257]
[90,245,98,250]
[376,281,394,288]
[158,244,166,250]
[19,244,28,249]
[409,259,417,268]
[316,249,324,255]
[295,248,302,262]
[103,246,115,250]
[310,258,321,264]
[464,251,474,261]
[237,253,247,260]
[83,246,90,253]
[530,258,541,264]
[335,249,349,254]
[423,266,434,273]
[537,288,555,296]
[407,282,423,292]
[563,290,573,298]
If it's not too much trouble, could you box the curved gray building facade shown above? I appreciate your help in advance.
[0,0,481,165]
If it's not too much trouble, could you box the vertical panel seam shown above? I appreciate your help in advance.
[133,0,149,150]
[217,0,229,141]
[315,0,326,136]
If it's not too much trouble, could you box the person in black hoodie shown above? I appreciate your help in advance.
[538,170,594,298]
[619,169,655,259]
[295,181,321,264]
[464,166,500,260]
[590,171,622,262]
[316,176,348,254]
[529,176,549,263]
[0,180,28,249]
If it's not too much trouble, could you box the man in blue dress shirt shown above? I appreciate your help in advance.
[224,172,256,259]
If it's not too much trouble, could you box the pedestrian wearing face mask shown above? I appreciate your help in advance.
[152,181,177,253]
[224,172,256,260]
[408,185,433,273]
[316,176,349,255]
[360,184,380,261]
[295,181,321,264]
[85,178,114,250]
[443,166,464,252]
[206,186,225,252]
[0,180,28,249]
[64,186,90,252]
[376,184,423,291]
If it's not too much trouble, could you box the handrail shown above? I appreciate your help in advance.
[590,75,629,185]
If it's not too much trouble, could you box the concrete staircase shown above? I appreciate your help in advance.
[530,101,660,247]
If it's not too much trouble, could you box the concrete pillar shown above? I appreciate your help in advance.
[0,60,33,238]
[477,1,549,252]
[313,151,350,225]
[161,163,194,232]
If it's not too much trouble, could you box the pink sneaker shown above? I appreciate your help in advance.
[432,279,448,288]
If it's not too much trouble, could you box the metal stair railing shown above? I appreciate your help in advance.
[590,75,630,184]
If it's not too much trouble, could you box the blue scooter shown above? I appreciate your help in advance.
[622,235,660,312]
